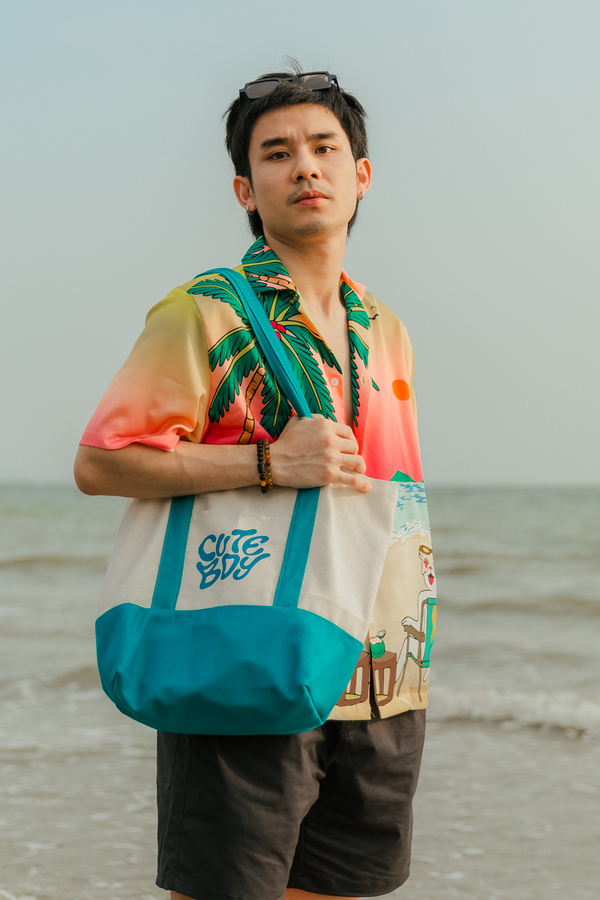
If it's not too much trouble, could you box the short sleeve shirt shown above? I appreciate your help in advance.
[81,237,435,719]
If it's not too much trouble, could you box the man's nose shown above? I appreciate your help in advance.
[292,150,321,182]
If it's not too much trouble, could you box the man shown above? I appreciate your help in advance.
[75,68,432,900]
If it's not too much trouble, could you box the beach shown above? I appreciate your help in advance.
[1,485,599,899]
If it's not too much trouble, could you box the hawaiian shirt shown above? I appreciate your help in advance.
[81,237,436,720]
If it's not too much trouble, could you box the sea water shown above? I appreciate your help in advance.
[0,485,599,900]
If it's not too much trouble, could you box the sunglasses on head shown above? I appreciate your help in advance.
[239,71,340,101]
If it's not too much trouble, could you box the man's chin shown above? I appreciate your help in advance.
[290,213,349,240]
[292,220,332,238]
[264,215,349,245]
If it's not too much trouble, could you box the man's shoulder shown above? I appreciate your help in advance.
[361,290,411,343]
[176,264,245,297]
[147,265,245,322]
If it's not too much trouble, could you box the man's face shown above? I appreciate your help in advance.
[420,552,436,592]
[235,103,370,244]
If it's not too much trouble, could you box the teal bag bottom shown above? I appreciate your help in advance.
[96,603,363,735]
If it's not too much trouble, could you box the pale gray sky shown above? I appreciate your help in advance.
[1,0,599,484]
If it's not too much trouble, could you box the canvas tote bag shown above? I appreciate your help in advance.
[96,268,398,735]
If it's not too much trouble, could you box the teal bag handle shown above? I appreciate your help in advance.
[202,268,313,420]
[151,267,320,612]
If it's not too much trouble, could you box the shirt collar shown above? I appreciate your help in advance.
[242,236,366,307]
[241,237,298,299]
[340,270,366,301]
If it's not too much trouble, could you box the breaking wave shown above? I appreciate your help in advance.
[428,687,600,737]
[0,553,109,570]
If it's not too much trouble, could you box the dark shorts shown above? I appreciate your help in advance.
[156,710,426,900]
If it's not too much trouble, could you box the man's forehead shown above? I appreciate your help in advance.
[249,104,346,150]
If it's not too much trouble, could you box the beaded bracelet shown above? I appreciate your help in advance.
[257,439,274,494]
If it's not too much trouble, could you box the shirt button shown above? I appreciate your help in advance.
[331,377,340,386]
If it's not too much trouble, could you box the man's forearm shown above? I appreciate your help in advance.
[74,417,372,499]
[74,441,257,499]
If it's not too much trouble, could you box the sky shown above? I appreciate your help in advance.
[1,0,599,485]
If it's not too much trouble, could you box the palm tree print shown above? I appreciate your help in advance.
[187,238,371,439]
[238,366,265,444]
[187,275,271,428]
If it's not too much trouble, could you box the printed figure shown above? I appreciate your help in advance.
[395,545,437,700]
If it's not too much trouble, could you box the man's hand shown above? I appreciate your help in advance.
[270,415,371,493]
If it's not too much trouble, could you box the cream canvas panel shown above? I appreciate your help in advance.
[176,486,296,610]
[371,481,433,718]
[330,480,434,721]
[297,480,397,642]
[98,498,172,615]
[371,534,432,717]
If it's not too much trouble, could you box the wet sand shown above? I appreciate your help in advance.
[1,667,599,900]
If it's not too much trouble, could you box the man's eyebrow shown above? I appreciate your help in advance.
[308,132,339,141]
[259,137,291,150]
[258,131,340,150]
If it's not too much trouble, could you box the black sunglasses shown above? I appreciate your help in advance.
[240,71,340,101]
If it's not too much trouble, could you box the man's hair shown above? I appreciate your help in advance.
[224,65,369,239]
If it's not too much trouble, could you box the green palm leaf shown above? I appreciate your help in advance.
[263,292,342,372]
[209,326,254,370]
[246,259,294,281]
[279,334,336,420]
[342,283,371,332]
[209,338,260,423]
[349,326,369,366]
[348,328,370,427]
[187,278,249,326]
[261,291,301,322]
[243,240,293,284]
[346,305,370,330]
[259,363,293,438]
[348,354,361,427]
[284,321,341,372]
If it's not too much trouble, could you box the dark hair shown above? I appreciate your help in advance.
[224,67,369,238]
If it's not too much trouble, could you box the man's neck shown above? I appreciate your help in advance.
[262,228,346,317]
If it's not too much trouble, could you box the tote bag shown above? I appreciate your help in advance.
[96,268,398,735]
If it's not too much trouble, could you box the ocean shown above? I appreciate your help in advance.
[0,485,599,900]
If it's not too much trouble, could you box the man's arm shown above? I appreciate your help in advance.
[74,415,371,498]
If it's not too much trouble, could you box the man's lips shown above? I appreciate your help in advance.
[293,190,329,206]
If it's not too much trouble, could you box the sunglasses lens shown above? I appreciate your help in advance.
[297,73,331,91]
[242,73,338,100]
[245,79,280,99]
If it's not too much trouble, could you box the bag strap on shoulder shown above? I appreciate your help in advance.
[201,268,313,420]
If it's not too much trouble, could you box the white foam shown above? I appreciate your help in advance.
[428,687,600,737]
[391,517,431,544]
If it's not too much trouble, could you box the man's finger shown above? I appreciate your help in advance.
[336,472,372,493]
[332,421,356,440]
[340,456,367,475]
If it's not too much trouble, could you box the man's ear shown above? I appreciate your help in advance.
[233,175,256,212]
[356,158,372,198]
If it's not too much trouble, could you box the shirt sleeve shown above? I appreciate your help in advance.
[405,325,418,426]
[80,288,210,451]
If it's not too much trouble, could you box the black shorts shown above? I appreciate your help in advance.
[156,710,426,900]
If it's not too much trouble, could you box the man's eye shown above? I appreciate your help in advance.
[316,145,333,154]
[268,151,289,160]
